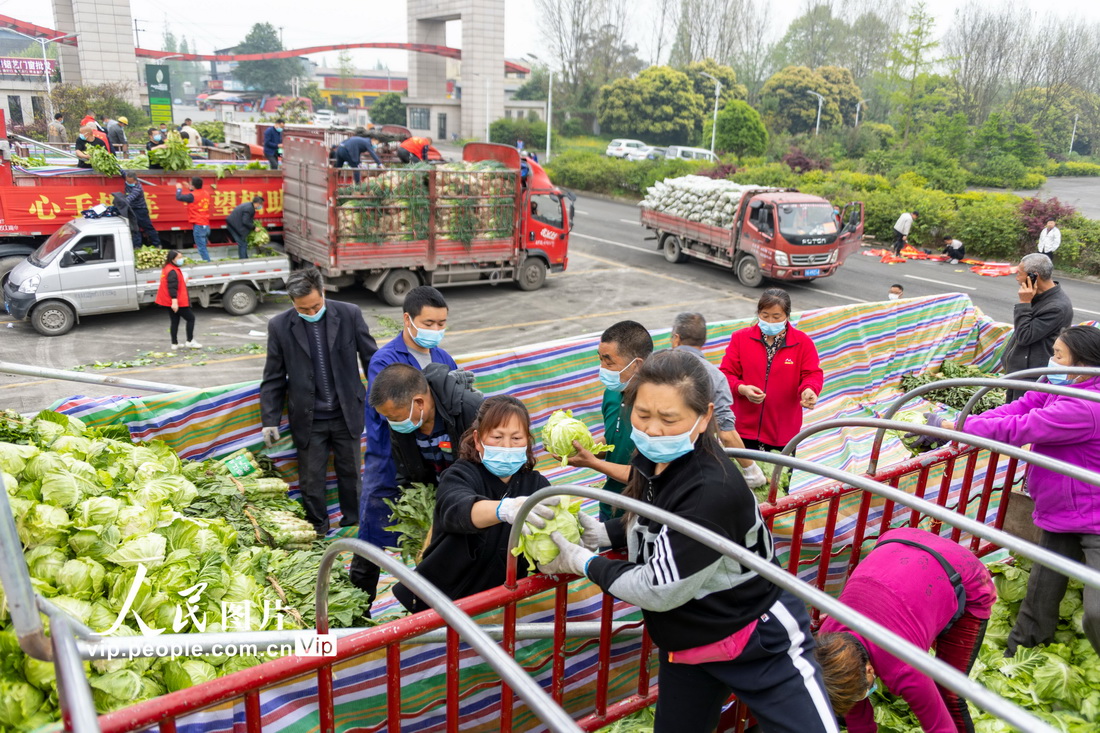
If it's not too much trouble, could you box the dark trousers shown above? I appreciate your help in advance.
[1042,251,1055,264]
[892,229,906,256]
[167,306,195,344]
[296,417,362,535]
[1007,529,1100,658]
[227,226,249,259]
[266,154,280,170]
[131,211,161,248]
[349,484,403,604]
[397,147,424,164]
[945,246,966,261]
[931,611,987,733]
[742,438,793,455]
[335,148,361,183]
[653,591,837,733]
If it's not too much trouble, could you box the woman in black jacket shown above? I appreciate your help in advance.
[392,395,558,612]
[542,350,838,733]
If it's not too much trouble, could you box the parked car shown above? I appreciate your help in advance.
[605,139,647,158]
[625,145,667,162]
[665,146,720,163]
[313,110,336,126]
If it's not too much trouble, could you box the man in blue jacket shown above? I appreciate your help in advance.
[353,286,456,599]
[263,119,284,169]
[336,128,382,183]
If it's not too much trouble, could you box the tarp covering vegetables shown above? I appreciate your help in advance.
[542,410,614,468]
[0,409,372,726]
[638,175,760,228]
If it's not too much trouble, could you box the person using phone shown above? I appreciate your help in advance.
[1000,254,1074,402]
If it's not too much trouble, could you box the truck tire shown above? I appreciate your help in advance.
[222,283,259,316]
[662,234,688,264]
[380,269,419,307]
[736,256,764,288]
[0,256,23,289]
[31,301,76,337]
[516,257,548,291]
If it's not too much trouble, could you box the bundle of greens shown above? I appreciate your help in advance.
[247,225,271,247]
[134,246,167,270]
[384,483,435,565]
[513,498,583,567]
[899,360,1005,414]
[0,409,372,726]
[148,131,193,172]
[542,410,614,467]
[88,146,121,177]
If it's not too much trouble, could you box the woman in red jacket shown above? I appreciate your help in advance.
[154,250,202,350]
[719,288,823,453]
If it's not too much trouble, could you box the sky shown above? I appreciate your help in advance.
[3,0,1100,73]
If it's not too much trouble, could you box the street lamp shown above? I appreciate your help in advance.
[527,53,553,161]
[807,90,825,136]
[700,71,722,155]
[855,99,868,127]
[5,29,77,117]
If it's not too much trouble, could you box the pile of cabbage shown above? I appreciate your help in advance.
[542,410,614,468]
[639,176,758,228]
[0,409,371,727]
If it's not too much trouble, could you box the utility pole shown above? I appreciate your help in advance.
[807,91,825,135]
[279,27,285,47]
[855,99,867,127]
[700,71,721,155]
[133,18,147,49]
[545,71,553,161]
[1070,113,1079,155]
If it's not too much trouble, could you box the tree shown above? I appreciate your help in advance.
[50,82,146,138]
[714,100,767,159]
[649,0,679,65]
[233,22,302,94]
[943,4,1024,124]
[301,82,325,110]
[335,49,356,95]
[596,66,703,144]
[815,66,862,126]
[513,66,550,101]
[729,0,778,103]
[886,2,939,141]
[668,0,742,65]
[772,3,848,70]
[760,66,841,134]
[682,59,747,109]
[846,11,894,85]
[370,93,406,125]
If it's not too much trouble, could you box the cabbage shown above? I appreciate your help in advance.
[0,679,46,728]
[117,504,158,538]
[40,469,90,508]
[57,558,107,600]
[16,503,71,548]
[542,410,614,467]
[887,410,929,456]
[162,659,218,692]
[106,534,168,568]
[26,546,69,586]
[49,595,94,625]
[89,669,144,712]
[73,496,123,528]
[69,525,122,562]
[22,451,68,481]
[0,442,38,475]
[512,498,584,567]
[23,657,57,690]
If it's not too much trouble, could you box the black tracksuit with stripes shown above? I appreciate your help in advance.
[586,436,838,733]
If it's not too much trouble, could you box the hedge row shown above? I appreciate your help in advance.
[544,150,710,198]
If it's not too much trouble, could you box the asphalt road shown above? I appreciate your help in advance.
[3,187,1099,412]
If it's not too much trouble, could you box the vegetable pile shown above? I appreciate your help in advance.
[542,410,614,467]
[871,557,1100,732]
[0,409,371,726]
[148,131,194,172]
[513,498,584,567]
[384,483,436,565]
[88,147,122,177]
[638,176,759,228]
[134,245,167,270]
[247,225,271,248]
[899,360,1005,414]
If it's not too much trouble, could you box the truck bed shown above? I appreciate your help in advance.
[132,246,290,302]
[640,207,735,249]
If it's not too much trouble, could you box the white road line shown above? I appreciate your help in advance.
[575,210,591,216]
[618,218,639,225]
[1076,307,1100,316]
[573,232,654,254]
[785,282,869,303]
[904,274,977,291]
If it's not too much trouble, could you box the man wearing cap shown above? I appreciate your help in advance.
[106,117,129,155]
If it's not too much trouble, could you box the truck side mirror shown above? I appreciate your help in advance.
[61,251,76,267]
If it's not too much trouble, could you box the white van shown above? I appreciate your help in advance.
[665,146,720,163]
[605,139,647,158]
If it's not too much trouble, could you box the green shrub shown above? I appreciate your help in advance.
[490,118,548,149]
[542,150,707,197]
[970,153,1029,188]
[1059,214,1100,272]
[952,196,1026,260]
[731,163,800,187]
[912,147,969,194]
[560,118,587,137]
[862,185,957,246]
[1046,160,1100,177]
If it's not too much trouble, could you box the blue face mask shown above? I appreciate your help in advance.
[599,358,638,393]
[865,682,877,699]
[631,417,702,464]
[298,304,326,323]
[408,322,445,349]
[388,400,424,434]
[153,134,163,142]
[1046,358,1074,385]
[481,445,528,478]
[758,318,786,336]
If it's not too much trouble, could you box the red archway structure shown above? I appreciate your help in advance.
[0,15,529,73]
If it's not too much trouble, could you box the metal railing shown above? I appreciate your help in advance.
[0,360,189,394]
[957,365,1100,426]
[504,482,1063,733]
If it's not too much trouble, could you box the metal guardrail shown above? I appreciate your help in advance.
[0,361,189,394]
[43,605,101,733]
[505,482,1059,733]
[956,365,1100,427]
[315,539,583,733]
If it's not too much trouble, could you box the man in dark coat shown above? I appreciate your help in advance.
[1001,253,1075,401]
[122,172,161,249]
[263,119,284,169]
[226,196,263,259]
[259,268,378,535]
[349,361,483,605]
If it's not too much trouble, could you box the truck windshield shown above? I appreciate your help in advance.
[778,204,839,245]
[30,222,81,267]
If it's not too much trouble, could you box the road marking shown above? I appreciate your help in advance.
[573,232,653,255]
[618,218,639,225]
[784,282,869,303]
[570,250,751,299]
[1076,307,1100,316]
[575,210,590,216]
[904,274,977,291]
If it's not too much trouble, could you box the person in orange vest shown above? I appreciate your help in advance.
[80,113,112,153]
[154,250,202,350]
[397,136,437,164]
[175,177,213,261]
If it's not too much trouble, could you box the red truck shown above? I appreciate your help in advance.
[640,188,864,287]
[281,133,572,305]
[0,111,283,286]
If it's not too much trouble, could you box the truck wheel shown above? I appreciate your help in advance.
[662,234,688,264]
[31,301,76,337]
[736,256,764,288]
[0,256,25,290]
[223,283,259,316]
[516,257,548,291]
[380,269,419,307]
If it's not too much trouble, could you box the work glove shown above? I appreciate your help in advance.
[577,511,610,551]
[497,496,559,527]
[449,368,476,388]
[537,532,596,577]
[261,426,280,448]
[903,412,948,451]
[923,412,949,430]
[742,462,767,489]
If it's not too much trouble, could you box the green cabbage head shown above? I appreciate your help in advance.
[888,410,929,456]
[512,497,583,567]
[542,410,614,467]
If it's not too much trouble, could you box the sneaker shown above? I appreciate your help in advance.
[949,259,959,264]
[185,340,203,349]
[170,343,180,351]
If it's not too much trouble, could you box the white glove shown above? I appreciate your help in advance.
[497,496,558,526]
[537,532,595,577]
[742,462,767,489]
[261,426,280,448]
[577,511,610,551]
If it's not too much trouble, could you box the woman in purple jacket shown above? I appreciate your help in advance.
[814,528,996,732]
[933,325,1100,659]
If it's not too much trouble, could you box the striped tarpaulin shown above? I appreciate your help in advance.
[50,293,1011,731]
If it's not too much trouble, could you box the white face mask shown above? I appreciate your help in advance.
[888,293,901,300]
